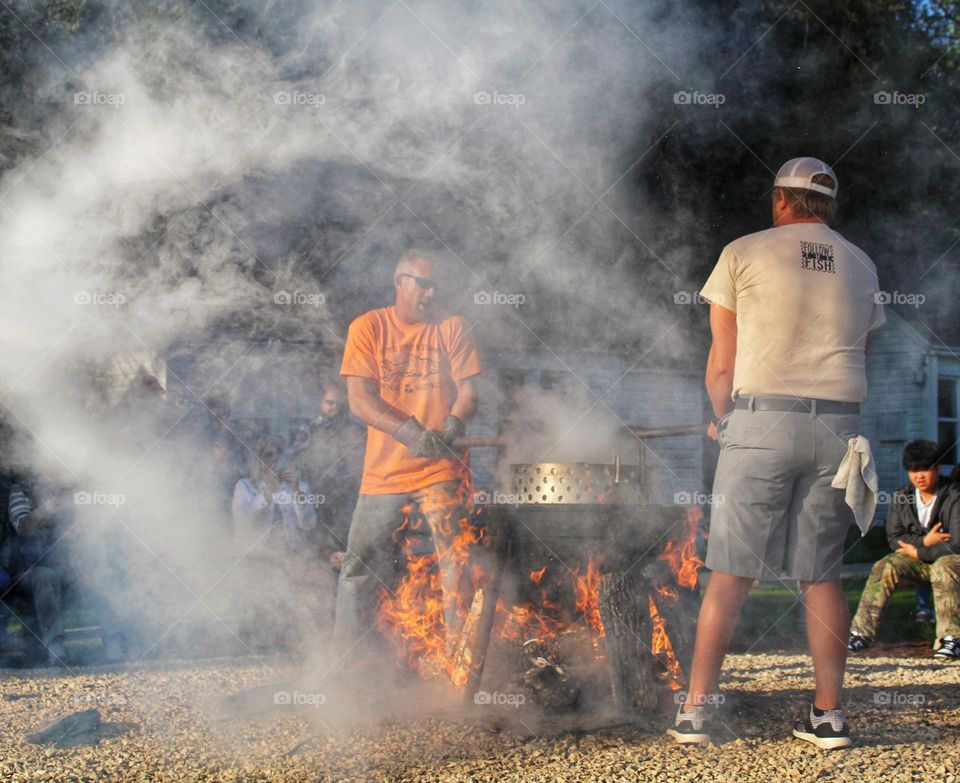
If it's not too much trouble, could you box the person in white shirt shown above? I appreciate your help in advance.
[232,436,318,556]
[670,158,885,750]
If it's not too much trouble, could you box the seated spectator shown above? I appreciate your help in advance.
[5,480,68,666]
[231,436,327,651]
[849,440,960,659]
[232,436,318,555]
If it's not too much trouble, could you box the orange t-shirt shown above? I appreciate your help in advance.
[340,306,482,494]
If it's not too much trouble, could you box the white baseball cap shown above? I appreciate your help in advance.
[774,157,838,199]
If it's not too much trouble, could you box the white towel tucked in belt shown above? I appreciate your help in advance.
[831,435,879,535]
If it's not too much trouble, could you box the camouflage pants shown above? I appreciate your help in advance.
[851,553,960,643]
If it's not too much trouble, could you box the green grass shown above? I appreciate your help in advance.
[728,577,937,652]
[842,526,894,564]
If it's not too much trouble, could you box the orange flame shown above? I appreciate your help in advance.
[649,594,683,690]
[530,566,547,584]
[658,509,704,590]
[573,556,605,639]
[377,494,483,687]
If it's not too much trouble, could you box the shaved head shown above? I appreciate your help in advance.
[394,248,434,278]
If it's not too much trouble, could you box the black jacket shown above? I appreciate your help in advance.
[885,477,960,563]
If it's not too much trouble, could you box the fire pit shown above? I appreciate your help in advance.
[456,425,707,715]
[374,426,706,718]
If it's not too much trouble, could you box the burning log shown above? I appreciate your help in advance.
[651,509,704,671]
[462,515,511,706]
[598,570,659,712]
[451,587,484,685]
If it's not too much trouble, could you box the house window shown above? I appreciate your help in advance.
[938,377,958,466]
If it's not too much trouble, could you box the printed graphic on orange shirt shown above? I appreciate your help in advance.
[381,352,441,383]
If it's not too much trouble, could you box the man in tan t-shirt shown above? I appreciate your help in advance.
[332,248,482,676]
[667,158,885,750]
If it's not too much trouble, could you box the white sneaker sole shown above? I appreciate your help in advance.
[666,728,712,745]
[792,728,852,750]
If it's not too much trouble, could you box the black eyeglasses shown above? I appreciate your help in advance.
[398,273,437,291]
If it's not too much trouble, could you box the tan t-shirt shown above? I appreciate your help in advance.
[700,223,885,403]
[340,306,482,494]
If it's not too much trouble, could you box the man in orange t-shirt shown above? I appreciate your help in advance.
[332,248,482,668]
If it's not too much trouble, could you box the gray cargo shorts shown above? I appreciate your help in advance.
[706,404,860,582]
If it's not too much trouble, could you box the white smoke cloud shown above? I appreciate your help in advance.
[0,0,708,695]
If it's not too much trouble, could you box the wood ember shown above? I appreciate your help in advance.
[510,638,580,711]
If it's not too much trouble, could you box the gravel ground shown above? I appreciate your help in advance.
[0,652,957,782]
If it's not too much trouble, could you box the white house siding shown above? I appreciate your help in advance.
[862,310,936,524]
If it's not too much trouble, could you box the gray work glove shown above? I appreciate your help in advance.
[393,416,448,458]
[440,415,465,445]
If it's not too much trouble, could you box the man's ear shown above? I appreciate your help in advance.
[772,188,789,212]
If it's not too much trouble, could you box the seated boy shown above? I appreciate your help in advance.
[848,440,960,659]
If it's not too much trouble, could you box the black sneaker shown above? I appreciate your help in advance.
[666,705,712,745]
[792,705,852,750]
[847,632,872,652]
[934,635,960,659]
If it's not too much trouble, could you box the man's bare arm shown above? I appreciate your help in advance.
[706,303,737,419]
[449,378,478,424]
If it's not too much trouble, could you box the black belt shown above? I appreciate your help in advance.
[734,396,860,415]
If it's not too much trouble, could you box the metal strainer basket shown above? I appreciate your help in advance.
[510,462,643,505]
